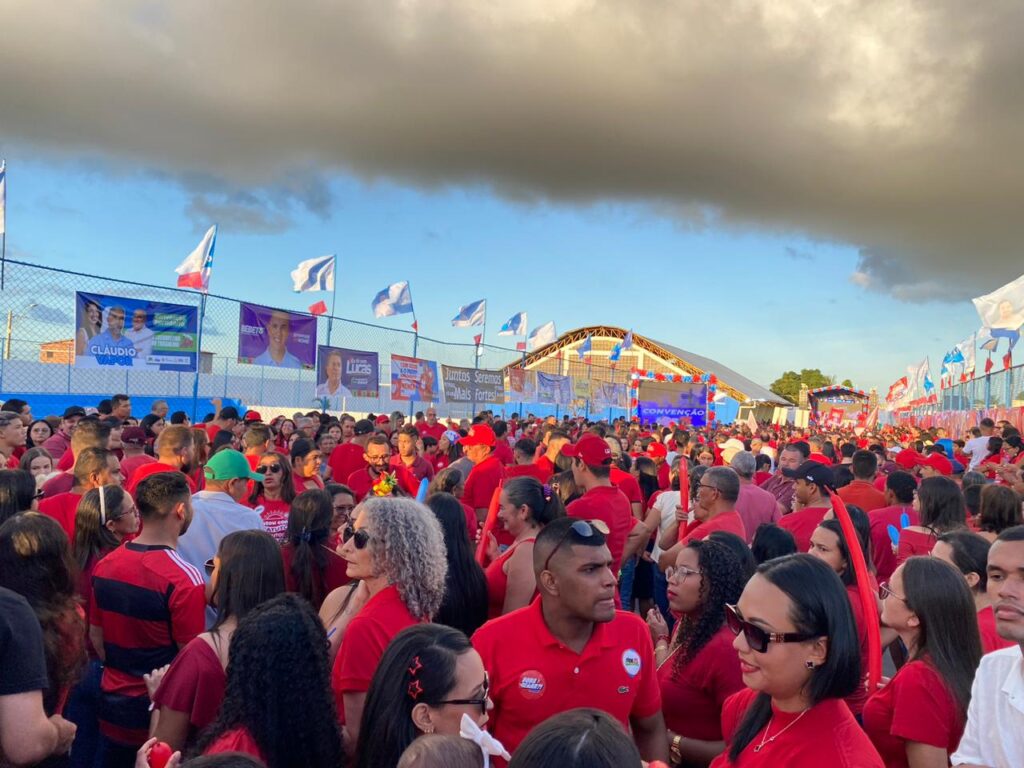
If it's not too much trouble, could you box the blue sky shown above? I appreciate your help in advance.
[3,155,985,393]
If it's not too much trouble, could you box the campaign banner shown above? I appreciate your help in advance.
[573,378,592,402]
[315,346,379,408]
[593,382,627,410]
[75,291,198,371]
[390,354,439,402]
[441,365,506,404]
[537,372,572,405]
[636,381,708,427]
[507,368,537,401]
[238,302,316,370]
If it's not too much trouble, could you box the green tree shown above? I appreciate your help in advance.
[769,368,835,404]
[841,378,854,388]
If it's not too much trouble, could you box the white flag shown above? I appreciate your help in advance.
[291,255,335,292]
[175,226,217,292]
[527,321,557,351]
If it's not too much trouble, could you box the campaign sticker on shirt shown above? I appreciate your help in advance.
[518,670,546,700]
[622,649,642,678]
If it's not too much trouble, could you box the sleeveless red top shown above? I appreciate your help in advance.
[484,537,535,619]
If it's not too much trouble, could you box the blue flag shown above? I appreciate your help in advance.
[452,299,486,328]
[372,281,414,317]
[577,335,592,360]
[498,311,527,336]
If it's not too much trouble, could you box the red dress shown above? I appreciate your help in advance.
[484,537,535,619]
[152,637,227,746]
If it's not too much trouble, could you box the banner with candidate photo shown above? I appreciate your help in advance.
[441,365,506,404]
[74,291,198,371]
[315,346,379,409]
[507,368,537,402]
[573,378,592,402]
[537,372,572,405]
[636,380,708,427]
[390,354,439,402]
[593,382,628,410]
[238,302,316,370]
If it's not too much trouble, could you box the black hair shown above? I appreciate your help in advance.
[425,493,488,637]
[850,450,877,480]
[286,490,334,609]
[508,708,641,768]
[728,554,860,761]
[936,530,991,593]
[672,540,745,670]
[135,471,191,520]
[73,485,129,571]
[963,484,983,518]
[831,465,854,490]
[787,441,811,460]
[503,476,566,527]
[534,515,607,572]
[751,523,797,564]
[979,485,1023,535]
[997,525,1024,543]
[140,413,163,438]
[26,419,53,448]
[900,557,982,718]
[917,476,966,533]
[1,398,28,415]
[754,454,772,472]
[0,469,36,525]
[356,624,475,768]
[706,531,757,583]
[170,410,189,424]
[514,438,537,458]
[885,471,916,504]
[211,529,286,635]
[816,505,874,587]
[194,594,343,768]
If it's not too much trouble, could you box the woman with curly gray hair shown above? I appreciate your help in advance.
[327,496,447,752]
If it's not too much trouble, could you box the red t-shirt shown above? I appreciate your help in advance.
[896,529,936,567]
[464,455,504,511]
[119,453,157,485]
[862,659,964,768]
[808,452,834,466]
[846,584,879,716]
[658,626,743,739]
[472,599,661,758]
[868,505,917,582]
[678,510,747,545]
[253,497,290,543]
[38,491,83,540]
[712,688,884,767]
[152,637,226,744]
[418,423,447,442]
[346,465,418,502]
[503,463,549,483]
[388,454,435,484]
[837,480,887,513]
[533,455,556,482]
[331,584,421,723]
[127,462,197,497]
[609,465,643,507]
[977,604,1016,654]
[280,544,351,610]
[328,442,366,487]
[778,506,830,552]
[203,727,263,760]
[41,471,74,499]
[566,485,635,568]
[494,439,515,466]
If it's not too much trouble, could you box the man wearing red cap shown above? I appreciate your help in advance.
[646,442,670,490]
[563,435,647,571]
[919,452,954,478]
[461,424,504,525]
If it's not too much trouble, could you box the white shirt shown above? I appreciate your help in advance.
[952,645,1024,767]
[965,435,993,469]
[650,490,681,563]
[177,491,265,580]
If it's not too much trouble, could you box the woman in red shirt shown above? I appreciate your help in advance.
[712,554,883,767]
[483,476,564,618]
[897,476,965,565]
[196,594,343,767]
[931,531,1016,654]
[646,539,745,766]
[327,497,447,749]
[281,490,350,610]
[152,530,285,751]
[807,508,880,717]
[247,451,296,543]
[291,438,325,493]
[864,557,981,768]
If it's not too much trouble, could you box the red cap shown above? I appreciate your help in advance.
[243,410,262,422]
[459,424,496,447]
[646,442,667,458]
[895,450,923,470]
[922,453,953,476]
[561,434,613,465]
[375,415,391,425]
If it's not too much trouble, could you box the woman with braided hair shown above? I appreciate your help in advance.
[645,539,746,767]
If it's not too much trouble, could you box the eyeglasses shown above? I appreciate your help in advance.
[255,463,282,475]
[698,483,719,492]
[542,519,610,572]
[725,604,817,654]
[342,526,371,550]
[666,565,701,583]
[436,674,490,716]
[879,581,906,602]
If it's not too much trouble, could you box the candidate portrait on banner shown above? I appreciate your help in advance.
[238,303,317,370]
[316,349,353,399]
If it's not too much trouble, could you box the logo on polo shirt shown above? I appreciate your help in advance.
[518,670,546,700]
[622,649,642,678]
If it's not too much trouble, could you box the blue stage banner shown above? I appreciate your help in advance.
[636,381,708,427]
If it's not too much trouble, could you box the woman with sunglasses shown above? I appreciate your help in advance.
[281,490,350,610]
[290,438,325,493]
[645,539,745,767]
[246,451,295,543]
[897,476,966,565]
[864,557,981,768]
[328,497,447,749]
[152,530,285,753]
[713,554,882,767]
[355,624,496,768]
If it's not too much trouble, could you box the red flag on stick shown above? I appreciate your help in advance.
[308,300,328,316]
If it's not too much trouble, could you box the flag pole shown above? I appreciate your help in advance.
[471,301,486,417]
[327,259,338,345]
[1,159,7,292]
[191,291,208,423]
[410,284,419,420]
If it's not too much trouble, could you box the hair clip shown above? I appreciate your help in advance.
[99,485,107,526]
[408,656,423,676]
[299,526,312,543]
[407,680,424,701]
[542,483,552,501]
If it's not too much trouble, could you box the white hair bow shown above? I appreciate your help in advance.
[460,713,510,768]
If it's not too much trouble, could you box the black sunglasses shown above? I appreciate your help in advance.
[436,674,489,716]
[542,519,610,572]
[255,463,282,475]
[342,526,371,550]
[725,604,816,654]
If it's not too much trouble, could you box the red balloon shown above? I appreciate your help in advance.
[149,742,174,768]
[708,374,718,384]
[709,409,716,420]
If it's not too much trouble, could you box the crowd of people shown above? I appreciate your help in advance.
[1,393,1023,768]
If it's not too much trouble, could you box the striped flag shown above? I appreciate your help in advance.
[499,312,527,336]
[291,255,335,292]
[175,225,217,292]
[452,299,486,328]
[527,322,557,351]
[372,281,414,317]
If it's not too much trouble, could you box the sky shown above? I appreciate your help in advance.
[2,1,1021,393]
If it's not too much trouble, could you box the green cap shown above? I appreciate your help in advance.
[204,449,263,482]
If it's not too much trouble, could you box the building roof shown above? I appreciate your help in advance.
[651,338,784,404]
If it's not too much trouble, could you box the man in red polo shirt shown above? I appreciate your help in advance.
[461,424,504,524]
[347,434,416,501]
[563,434,647,570]
[126,425,197,496]
[416,407,447,442]
[39,447,123,539]
[389,425,435,484]
[492,421,515,466]
[117,427,156,485]
[503,438,548,482]
[657,466,747,569]
[472,517,668,764]
[778,460,835,551]
[837,450,887,512]
[329,418,374,483]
